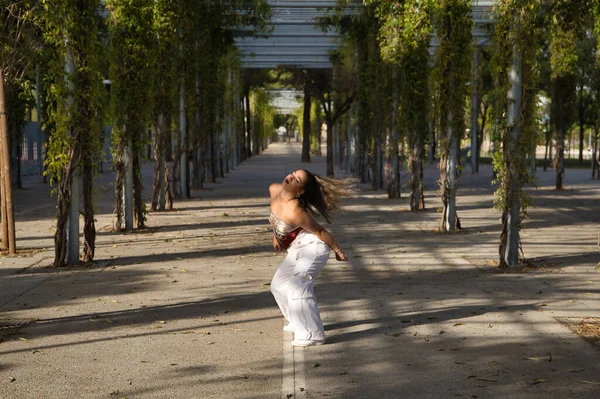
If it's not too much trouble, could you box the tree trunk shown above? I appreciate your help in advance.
[211,125,218,183]
[441,111,459,232]
[470,48,480,174]
[477,102,488,170]
[409,134,422,211]
[0,70,16,254]
[387,83,400,199]
[326,116,334,177]
[419,159,425,209]
[54,138,78,267]
[133,149,145,229]
[54,168,72,267]
[81,156,95,262]
[113,133,125,231]
[593,126,599,179]
[244,88,251,159]
[555,128,565,190]
[578,87,585,163]
[302,86,311,162]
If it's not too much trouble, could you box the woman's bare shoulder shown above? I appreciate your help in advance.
[269,183,282,197]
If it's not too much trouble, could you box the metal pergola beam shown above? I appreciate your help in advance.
[236,0,496,70]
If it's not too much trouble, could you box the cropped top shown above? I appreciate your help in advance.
[269,211,302,249]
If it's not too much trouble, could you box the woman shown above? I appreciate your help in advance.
[269,169,352,347]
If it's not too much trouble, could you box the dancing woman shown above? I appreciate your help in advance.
[269,169,352,347]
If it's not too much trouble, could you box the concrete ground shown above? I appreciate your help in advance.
[1,141,599,399]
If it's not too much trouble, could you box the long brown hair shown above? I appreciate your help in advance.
[298,170,355,223]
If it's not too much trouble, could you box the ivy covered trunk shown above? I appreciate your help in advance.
[244,89,251,158]
[500,46,523,267]
[107,0,156,229]
[552,76,575,190]
[406,41,430,211]
[371,64,384,190]
[435,0,472,231]
[53,153,76,267]
[151,114,169,211]
[439,110,460,231]
[387,71,400,199]
[113,134,126,231]
[491,0,543,268]
[82,155,95,263]
[409,135,423,211]
[133,148,145,228]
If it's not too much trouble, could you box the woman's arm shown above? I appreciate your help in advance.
[292,208,348,261]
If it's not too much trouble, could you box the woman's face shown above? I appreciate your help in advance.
[283,170,308,194]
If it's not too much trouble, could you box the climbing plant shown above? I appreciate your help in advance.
[433,0,473,232]
[490,0,543,267]
[41,0,105,265]
[550,0,589,189]
[106,0,156,231]
[150,0,178,211]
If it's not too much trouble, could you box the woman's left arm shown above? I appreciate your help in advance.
[293,210,348,261]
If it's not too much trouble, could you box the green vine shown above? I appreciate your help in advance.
[490,0,544,266]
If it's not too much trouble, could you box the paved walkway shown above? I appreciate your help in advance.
[1,142,600,398]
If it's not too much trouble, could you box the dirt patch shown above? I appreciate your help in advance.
[464,256,564,273]
[556,317,600,350]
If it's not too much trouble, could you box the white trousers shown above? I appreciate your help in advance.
[270,231,330,341]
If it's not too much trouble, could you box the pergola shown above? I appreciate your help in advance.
[235,0,497,168]
[235,0,496,69]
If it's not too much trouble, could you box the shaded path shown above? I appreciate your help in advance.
[1,141,600,398]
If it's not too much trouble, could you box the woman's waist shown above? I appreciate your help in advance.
[287,230,326,250]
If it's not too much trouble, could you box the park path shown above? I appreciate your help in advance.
[1,141,600,398]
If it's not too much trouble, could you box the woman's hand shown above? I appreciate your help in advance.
[273,236,282,252]
[335,249,348,262]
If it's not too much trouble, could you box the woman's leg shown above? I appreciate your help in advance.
[270,252,296,321]
[287,242,330,342]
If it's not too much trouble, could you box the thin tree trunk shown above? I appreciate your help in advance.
[0,69,16,254]
[114,135,125,231]
[326,115,334,177]
[593,125,598,179]
[133,148,144,228]
[409,134,422,211]
[54,145,78,266]
[555,128,565,190]
[81,156,95,262]
[477,102,488,169]
[302,85,311,162]
[211,125,218,183]
[501,44,523,267]
[244,89,251,158]
[388,81,400,199]
[151,120,162,210]
[419,158,425,209]
[578,87,584,163]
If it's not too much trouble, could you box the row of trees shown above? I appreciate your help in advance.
[0,0,272,264]
[2,1,600,269]
[306,0,600,267]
